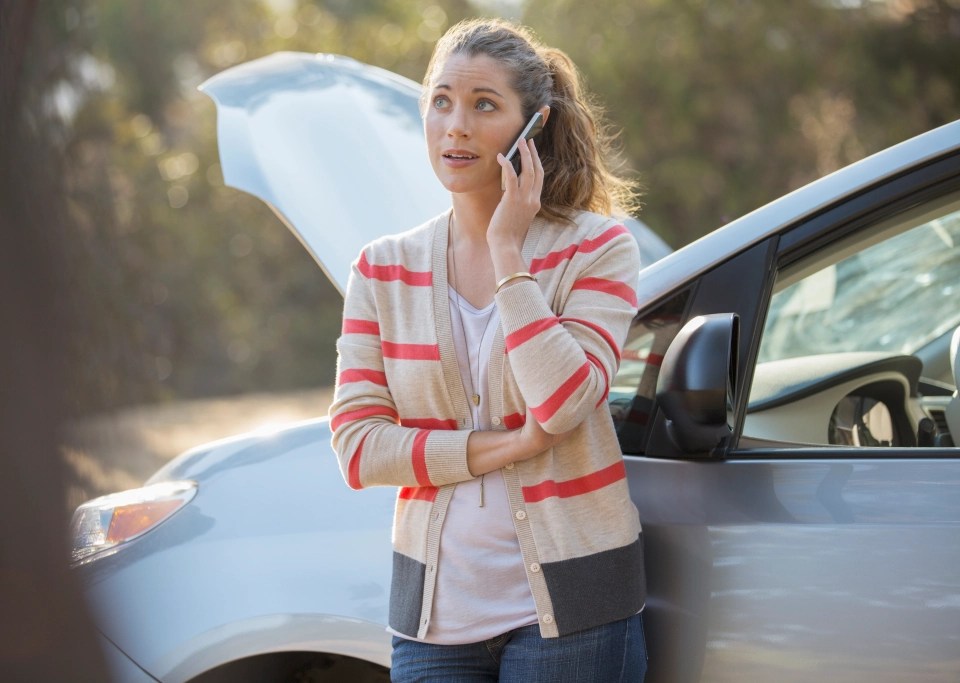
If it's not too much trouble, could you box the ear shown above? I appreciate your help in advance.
[538,105,551,127]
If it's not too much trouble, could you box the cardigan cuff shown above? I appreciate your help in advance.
[425,427,474,486]
[494,278,554,332]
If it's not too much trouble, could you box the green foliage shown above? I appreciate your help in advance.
[525,0,960,244]
[22,0,960,412]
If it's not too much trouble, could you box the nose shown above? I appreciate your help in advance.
[446,106,470,139]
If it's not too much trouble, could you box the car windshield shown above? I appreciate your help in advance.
[759,203,960,363]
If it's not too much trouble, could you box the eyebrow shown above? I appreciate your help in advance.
[433,84,506,99]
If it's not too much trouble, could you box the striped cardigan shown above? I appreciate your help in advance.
[329,209,645,639]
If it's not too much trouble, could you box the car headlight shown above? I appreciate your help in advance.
[70,480,197,565]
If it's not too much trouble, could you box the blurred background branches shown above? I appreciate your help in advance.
[10,0,960,415]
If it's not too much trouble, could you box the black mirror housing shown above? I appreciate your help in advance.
[655,313,739,454]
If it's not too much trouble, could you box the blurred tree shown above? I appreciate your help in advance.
[525,0,960,245]
[0,1,110,679]
[52,0,484,413]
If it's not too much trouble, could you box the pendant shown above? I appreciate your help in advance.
[472,394,480,406]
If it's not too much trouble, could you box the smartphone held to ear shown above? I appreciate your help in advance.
[505,112,545,175]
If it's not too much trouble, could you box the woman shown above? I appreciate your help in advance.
[330,18,647,682]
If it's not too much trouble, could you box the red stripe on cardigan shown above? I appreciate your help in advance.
[559,317,622,363]
[585,352,609,406]
[398,486,439,502]
[529,361,591,423]
[529,224,629,274]
[358,252,432,286]
[411,429,432,487]
[522,461,627,503]
[346,433,368,490]
[338,368,388,386]
[330,404,398,432]
[382,341,441,360]
[571,277,638,307]
[342,318,380,335]
[401,417,458,430]
[503,412,526,429]
[505,317,559,352]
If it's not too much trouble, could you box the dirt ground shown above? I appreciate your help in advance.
[62,387,334,513]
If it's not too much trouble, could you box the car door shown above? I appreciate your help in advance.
[616,145,960,682]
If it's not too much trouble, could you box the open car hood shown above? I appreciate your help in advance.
[199,52,448,294]
[200,52,671,293]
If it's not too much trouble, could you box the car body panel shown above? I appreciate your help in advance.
[156,615,392,682]
[77,420,395,680]
[99,632,161,683]
[629,456,960,683]
[76,51,960,681]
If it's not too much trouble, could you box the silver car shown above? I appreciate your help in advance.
[71,53,960,683]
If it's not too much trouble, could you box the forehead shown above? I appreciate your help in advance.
[429,53,517,97]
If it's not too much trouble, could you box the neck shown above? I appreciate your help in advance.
[450,189,499,243]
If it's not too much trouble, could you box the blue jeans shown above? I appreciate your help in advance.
[390,612,647,682]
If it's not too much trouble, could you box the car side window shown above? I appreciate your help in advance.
[743,194,960,449]
[611,288,691,454]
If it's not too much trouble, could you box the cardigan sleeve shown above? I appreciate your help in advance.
[495,220,641,434]
[328,249,473,491]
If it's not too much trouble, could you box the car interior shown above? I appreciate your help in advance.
[742,194,960,450]
[611,192,960,455]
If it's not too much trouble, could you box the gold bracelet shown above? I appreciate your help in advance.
[495,271,535,293]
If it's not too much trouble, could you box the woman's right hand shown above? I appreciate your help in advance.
[487,138,544,270]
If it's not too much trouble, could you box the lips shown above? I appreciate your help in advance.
[442,149,479,160]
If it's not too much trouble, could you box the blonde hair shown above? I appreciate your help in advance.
[422,18,641,223]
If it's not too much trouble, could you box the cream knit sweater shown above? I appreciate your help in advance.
[330,209,645,639]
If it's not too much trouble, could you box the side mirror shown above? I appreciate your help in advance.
[655,313,739,455]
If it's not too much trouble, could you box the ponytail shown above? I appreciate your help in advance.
[538,48,641,222]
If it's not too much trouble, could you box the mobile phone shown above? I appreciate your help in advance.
[505,112,545,174]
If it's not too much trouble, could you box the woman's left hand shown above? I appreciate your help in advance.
[487,138,544,260]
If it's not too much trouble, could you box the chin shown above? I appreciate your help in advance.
[442,174,500,197]
[437,176,474,194]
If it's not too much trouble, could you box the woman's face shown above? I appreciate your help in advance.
[424,53,526,197]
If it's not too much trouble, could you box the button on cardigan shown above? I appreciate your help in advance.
[329,209,646,639]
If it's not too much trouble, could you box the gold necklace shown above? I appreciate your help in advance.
[449,216,495,408]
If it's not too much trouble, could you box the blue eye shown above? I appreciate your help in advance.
[433,96,449,109]
[477,100,496,112]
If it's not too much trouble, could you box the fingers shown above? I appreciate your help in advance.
[517,408,574,458]
[498,152,515,192]
[527,138,544,194]
[501,139,543,195]
[516,138,536,185]
[491,138,543,248]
